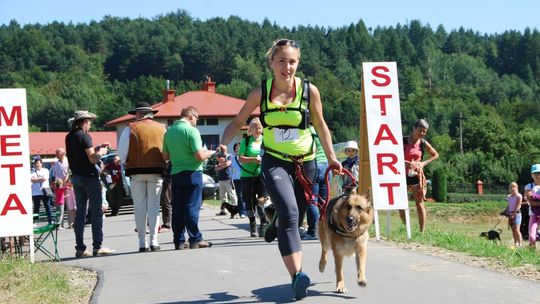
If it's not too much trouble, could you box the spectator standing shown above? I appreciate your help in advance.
[65,110,114,258]
[507,182,523,247]
[231,142,247,218]
[215,152,238,216]
[31,158,53,224]
[399,119,439,233]
[524,164,540,248]
[238,118,267,237]
[102,155,124,216]
[163,106,214,250]
[302,128,328,240]
[159,162,172,232]
[340,140,359,194]
[51,148,72,228]
[118,102,166,252]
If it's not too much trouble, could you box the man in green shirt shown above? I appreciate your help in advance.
[163,106,215,250]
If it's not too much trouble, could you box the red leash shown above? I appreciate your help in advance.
[296,164,356,221]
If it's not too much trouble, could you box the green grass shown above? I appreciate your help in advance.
[377,200,540,269]
[0,258,92,304]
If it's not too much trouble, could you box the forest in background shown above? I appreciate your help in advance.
[1,10,539,187]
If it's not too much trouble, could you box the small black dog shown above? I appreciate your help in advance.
[220,202,239,219]
[480,229,502,242]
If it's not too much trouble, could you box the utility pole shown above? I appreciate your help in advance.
[459,112,463,154]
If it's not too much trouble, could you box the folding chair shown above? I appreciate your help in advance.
[32,211,60,261]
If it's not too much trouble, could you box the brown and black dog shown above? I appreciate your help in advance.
[220,202,239,219]
[318,189,374,293]
[256,196,275,223]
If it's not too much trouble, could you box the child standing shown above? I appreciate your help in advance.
[524,164,540,248]
[507,182,523,247]
[341,140,359,194]
[54,179,66,229]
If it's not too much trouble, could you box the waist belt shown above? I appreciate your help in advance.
[263,144,313,161]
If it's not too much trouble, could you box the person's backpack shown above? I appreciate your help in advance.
[260,78,311,130]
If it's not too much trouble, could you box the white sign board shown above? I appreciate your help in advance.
[0,89,33,237]
[362,62,408,210]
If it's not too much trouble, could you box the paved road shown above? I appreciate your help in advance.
[43,205,539,304]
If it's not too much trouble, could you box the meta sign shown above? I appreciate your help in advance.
[362,62,408,210]
[0,89,33,237]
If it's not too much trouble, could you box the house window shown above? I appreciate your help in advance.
[206,118,218,125]
[196,119,205,126]
[201,134,220,150]
[167,119,174,126]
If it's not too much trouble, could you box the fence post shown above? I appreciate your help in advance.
[476,180,484,195]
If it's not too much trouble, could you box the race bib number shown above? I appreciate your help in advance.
[274,128,299,143]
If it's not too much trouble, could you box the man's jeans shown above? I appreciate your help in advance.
[131,174,163,248]
[307,162,328,237]
[171,171,203,246]
[72,174,103,251]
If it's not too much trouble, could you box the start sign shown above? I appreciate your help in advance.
[0,89,33,237]
[362,62,408,210]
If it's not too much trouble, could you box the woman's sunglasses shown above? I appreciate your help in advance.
[270,39,299,58]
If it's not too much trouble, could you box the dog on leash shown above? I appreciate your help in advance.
[480,229,502,242]
[318,188,374,293]
[220,202,239,219]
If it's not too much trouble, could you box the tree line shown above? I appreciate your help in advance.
[1,10,539,188]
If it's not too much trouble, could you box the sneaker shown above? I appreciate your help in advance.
[75,249,92,258]
[139,247,149,253]
[302,234,317,241]
[239,214,246,219]
[158,227,169,233]
[150,245,161,251]
[93,247,115,256]
[189,240,213,249]
[292,271,310,300]
[216,210,227,216]
[264,216,278,243]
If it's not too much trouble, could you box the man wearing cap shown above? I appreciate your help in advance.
[65,110,114,258]
[118,102,166,252]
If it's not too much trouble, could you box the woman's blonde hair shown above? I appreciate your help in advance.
[509,182,518,191]
[247,117,262,136]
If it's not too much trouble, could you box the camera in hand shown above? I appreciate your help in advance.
[216,147,226,158]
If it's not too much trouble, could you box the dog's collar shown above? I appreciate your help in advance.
[326,195,366,239]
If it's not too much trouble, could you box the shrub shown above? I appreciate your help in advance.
[446,193,506,203]
[432,167,448,202]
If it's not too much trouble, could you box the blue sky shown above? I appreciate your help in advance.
[1,0,538,34]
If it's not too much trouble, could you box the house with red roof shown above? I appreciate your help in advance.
[106,77,258,152]
[28,131,117,169]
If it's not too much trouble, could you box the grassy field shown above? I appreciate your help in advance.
[376,200,540,268]
[2,199,539,303]
[0,258,94,304]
